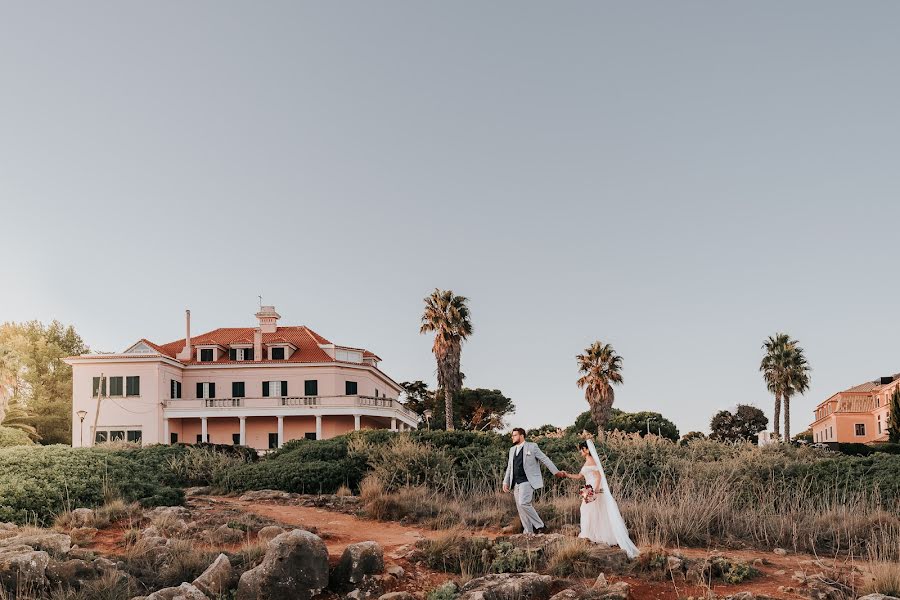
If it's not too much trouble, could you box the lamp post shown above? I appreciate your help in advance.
[76,410,88,447]
[423,409,433,431]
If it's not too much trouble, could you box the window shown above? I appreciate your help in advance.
[345,381,358,395]
[268,433,279,449]
[305,432,317,440]
[170,433,179,444]
[95,431,108,443]
[92,377,107,397]
[232,382,245,397]
[110,430,125,442]
[109,377,124,396]
[196,434,209,444]
[336,349,362,363]
[232,433,241,445]
[263,381,287,397]
[855,423,866,436]
[304,380,318,396]
[374,389,379,398]
[229,348,253,361]
[878,416,882,434]
[200,348,214,362]
[170,380,182,399]
[197,382,216,399]
[127,430,142,443]
[126,376,140,396]
[271,347,285,360]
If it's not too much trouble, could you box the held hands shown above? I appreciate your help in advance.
[555,470,568,479]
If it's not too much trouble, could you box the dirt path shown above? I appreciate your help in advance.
[203,495,498,559]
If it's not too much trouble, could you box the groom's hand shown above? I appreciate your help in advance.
[555,471,567,479]
[502,483,510,493]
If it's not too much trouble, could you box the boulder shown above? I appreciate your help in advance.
[238,490,297,502]
[379,593,415,600]
[257,526,285,543]
[0,532,71,556]
[71,508,96,527]
[47,558,100,588]
[773,548,788,556]
[192,553,232,598]
[857,595,900,600]
[236,529,329,600]
[332,541,385,589]
[459,573,554,600]
[144,582,209,600]
[146,506,191,520]
[210,524,244,544]
[385,565,405,579]
[0,546,50,590]
[806,575,850,600]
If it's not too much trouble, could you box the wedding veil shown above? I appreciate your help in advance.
[586,438,640,559]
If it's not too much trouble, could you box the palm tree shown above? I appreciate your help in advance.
[576,341,624,435]
[420,289,473,431]
[760,333,810,441]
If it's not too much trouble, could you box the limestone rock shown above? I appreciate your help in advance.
[380,593,415,600]
[332,541,385,589]
[773,548,788,556]
[71,508,96,527]
[257,526,285,543]
[0,546,50,590]
[236,529,329,600]
[0,532,71,556]
[238,490,297,502]
[145,582,209,600]
[386,564,405,579]
[459,573,554,600]
[210,524,244,544]
[192,553,232,598]
[856,595,900,600]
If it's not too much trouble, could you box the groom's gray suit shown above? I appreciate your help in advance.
[503,441,559,533]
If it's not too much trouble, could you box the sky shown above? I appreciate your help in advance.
[2,2,899,435]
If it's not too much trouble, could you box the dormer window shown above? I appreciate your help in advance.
[271,347,285,360]
[264,340,295,360]
[200,349,213,362]
[195,344,224,362]
[336,349,363,363]
[229,348,254,361]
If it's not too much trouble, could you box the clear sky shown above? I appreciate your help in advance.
[2,3,899,435]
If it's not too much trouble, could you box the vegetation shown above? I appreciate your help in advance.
[420,289,473,432]
[566,409,679,442]
[709,404,768,443]
[0,425,34,448]
[890,387,900,444]
[0,320,88,444]
[760,333,811,440]
[575,341,623,434]
[402,383,515,431]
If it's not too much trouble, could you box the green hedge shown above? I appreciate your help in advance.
[0,426,34,448]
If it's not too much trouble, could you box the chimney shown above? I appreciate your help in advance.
[176,309,192,360]
[255,305,280,334]
[253,328,262,361]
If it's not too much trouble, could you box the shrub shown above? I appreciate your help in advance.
[0,426,33,448]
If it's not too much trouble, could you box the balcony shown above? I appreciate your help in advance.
[164,394,420,423]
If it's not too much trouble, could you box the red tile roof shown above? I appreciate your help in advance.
[150,326,378,365]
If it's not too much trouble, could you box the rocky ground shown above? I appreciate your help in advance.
[0,489,893,600]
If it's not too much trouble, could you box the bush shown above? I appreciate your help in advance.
[0,426,34,448]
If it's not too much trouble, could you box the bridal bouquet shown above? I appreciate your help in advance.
[579,484,597,503]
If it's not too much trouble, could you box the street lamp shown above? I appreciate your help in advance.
[423,409,433,431]
[76,410,88,447]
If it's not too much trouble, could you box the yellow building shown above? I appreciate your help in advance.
[810,375,897,444]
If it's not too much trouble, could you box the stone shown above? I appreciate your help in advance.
[192,553,232,598]
[211,524,244,544]
[857,595,900,600]
[257,526,285,543]
[71,508,96,527]
[185,487,213,496]
[0,547,50,590]
[145,582,209,600]
[0,532,72,556]
[805,576,850,600]
[346,590,362,600]
[332,541,385,589]
[380,593,415,600]
[773,548,788,556]
[592,574,608,589]
[46,559,101,588]
[386,564,405,579]
[667,556,684,572]
[459,573,554,600]
[147,506,191,520]
[142,526,162,539]
[773,570,786,576]
[236,529,329,600]
[142,536,169,549]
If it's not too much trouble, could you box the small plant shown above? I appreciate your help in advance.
[426,582,459,600]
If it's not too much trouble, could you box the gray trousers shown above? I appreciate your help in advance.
[514,482,544,533]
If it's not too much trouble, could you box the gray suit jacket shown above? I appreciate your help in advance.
[503,441,559,490]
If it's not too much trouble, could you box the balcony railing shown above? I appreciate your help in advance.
[166,394,420,422]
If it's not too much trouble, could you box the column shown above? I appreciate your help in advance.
[201,416,208,443]
[354,414,361,431]
[391,417,397,432]
[239,416,246,446]
[277,416,284,448]
[315,415,322,440]
[163,418,170,445]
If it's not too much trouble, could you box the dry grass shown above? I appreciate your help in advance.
[335,484,353,497]
[55,499,141,531]
[543,537,609,578]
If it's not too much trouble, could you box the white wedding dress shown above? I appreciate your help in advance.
[578,440,640,559]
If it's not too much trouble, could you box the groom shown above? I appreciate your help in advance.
[502,427,566,534]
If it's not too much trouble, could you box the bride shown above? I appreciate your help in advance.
[563,439,640,559]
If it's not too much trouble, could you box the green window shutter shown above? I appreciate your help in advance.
[229,349,237,360]
[197,383,203,398]
[281,381,287,396]
[247,349,254,361]
[209,382,215,398]
[262,381,270,397]
[305,380,318,396]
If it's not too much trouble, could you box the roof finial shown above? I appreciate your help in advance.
[258,295,262,309]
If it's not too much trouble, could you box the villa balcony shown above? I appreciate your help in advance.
[162,394,420,424]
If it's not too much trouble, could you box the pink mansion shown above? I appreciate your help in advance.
[64,307,418,450]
